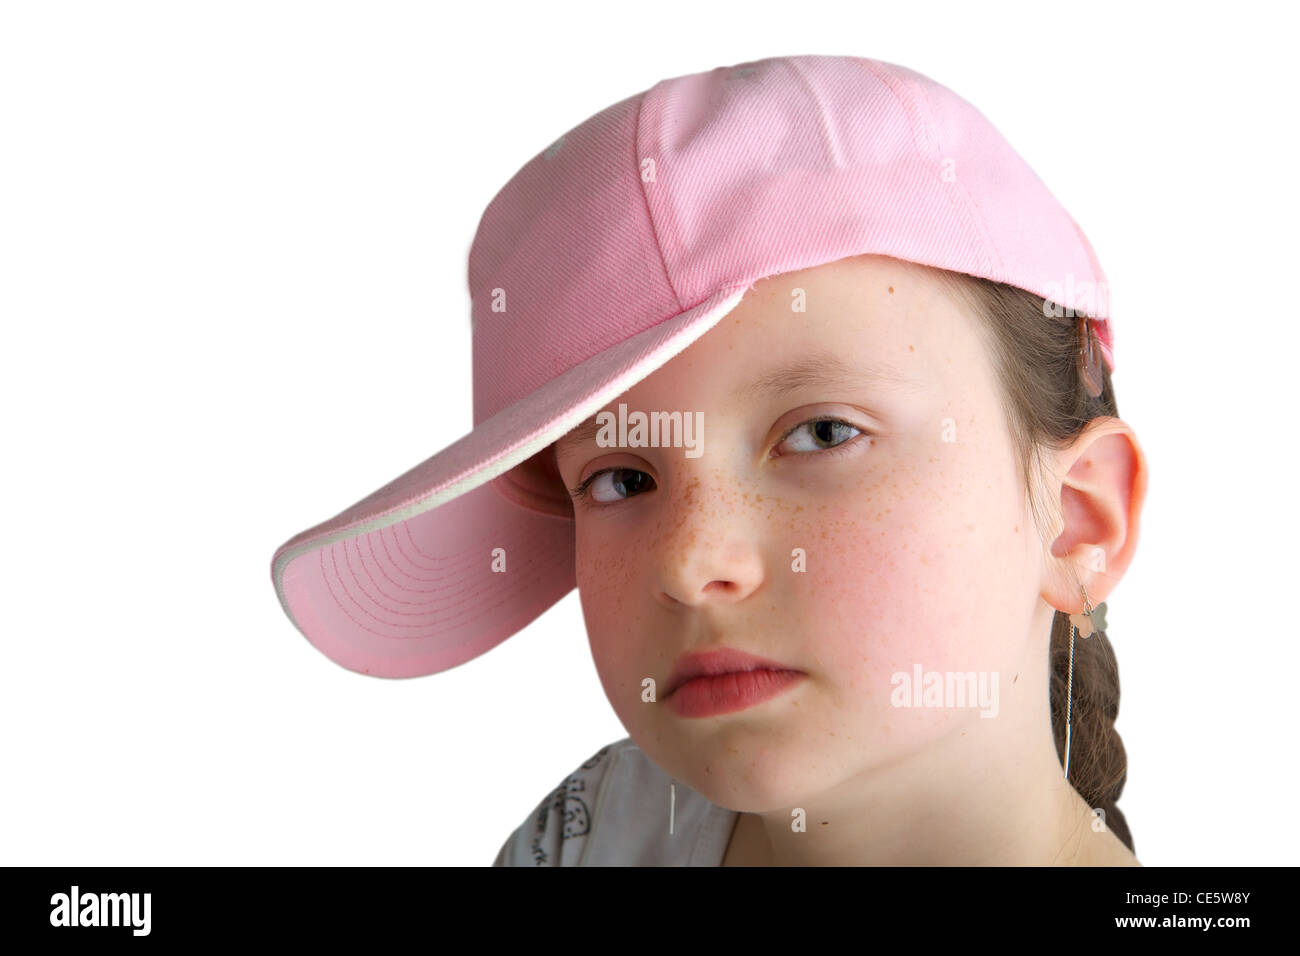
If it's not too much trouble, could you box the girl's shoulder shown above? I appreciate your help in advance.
[492,738,630,867]
[492,738,735,866]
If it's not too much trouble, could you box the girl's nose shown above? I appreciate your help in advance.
[650,475,766,610]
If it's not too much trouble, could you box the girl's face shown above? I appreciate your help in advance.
[552,254,1050,813]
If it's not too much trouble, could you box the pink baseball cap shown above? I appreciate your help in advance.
[269,53,1115,679]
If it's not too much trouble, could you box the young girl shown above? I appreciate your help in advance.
[270,54,1148,866]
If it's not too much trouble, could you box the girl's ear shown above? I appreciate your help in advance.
[1040,416,1149,612]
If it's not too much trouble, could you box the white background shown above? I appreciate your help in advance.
[3,0,1296,867]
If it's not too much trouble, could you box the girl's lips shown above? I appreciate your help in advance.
[665,647,801,697]
[667,668,805,718]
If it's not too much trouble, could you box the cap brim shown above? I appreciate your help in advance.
[270,283,750,678]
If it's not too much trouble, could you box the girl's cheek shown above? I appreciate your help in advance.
[577,578,662,722]
[791,489,994,715]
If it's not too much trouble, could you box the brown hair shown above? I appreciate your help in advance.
[939,271,1133,854]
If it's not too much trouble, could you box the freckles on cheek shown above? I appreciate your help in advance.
[574,524,645,636]
[575,539,662,712]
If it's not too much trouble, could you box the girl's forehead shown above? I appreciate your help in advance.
[640,279,965,396]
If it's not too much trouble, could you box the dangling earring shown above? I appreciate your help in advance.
[1064,583,1108,781]
[669,778,676,835]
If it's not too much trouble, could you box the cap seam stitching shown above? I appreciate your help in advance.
[863,59,1002,278]
[912,80,1006,278]
[633,86,685,314]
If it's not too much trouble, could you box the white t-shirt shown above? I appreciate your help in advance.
[492,737,740,866]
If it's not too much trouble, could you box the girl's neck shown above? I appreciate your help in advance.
[719,714,1137,866]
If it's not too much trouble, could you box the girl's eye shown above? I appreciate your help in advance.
[567,417,866,504]
[569,467,656,504]
[775,418,863,455]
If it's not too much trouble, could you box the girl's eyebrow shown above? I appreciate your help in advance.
[734,351,917,402]
[554,352,918,461]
